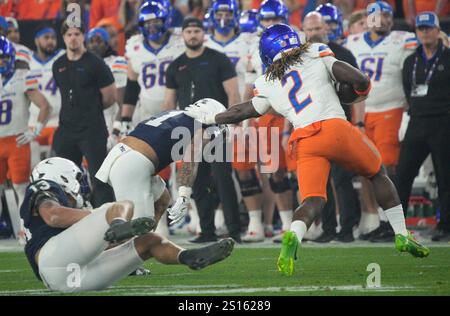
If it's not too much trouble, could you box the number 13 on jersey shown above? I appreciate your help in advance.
[282,70,313,113]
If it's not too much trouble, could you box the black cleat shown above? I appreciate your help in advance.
[189,234,218,244]
[179,238,235,270]
[104,217,156,243]
[311,231,336,243]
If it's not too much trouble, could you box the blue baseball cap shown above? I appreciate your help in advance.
[367,1,393,15]
[415,12,440,28]
[87,27,110,43]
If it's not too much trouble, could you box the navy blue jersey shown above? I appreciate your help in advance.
[20,180,69,280]
[129,111,202,171]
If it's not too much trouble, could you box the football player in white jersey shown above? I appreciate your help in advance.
[243,0,298,243]
[86,27,128,149]
[203,0,266,241]
[121,1,185,126]
[344,1,417,242]
[121,1,185,238]
[29,26,65,167]
[0,37,50,241]
[0,16,31,69]
[186,24,430,277]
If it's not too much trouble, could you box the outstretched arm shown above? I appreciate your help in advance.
[215,100,262,125]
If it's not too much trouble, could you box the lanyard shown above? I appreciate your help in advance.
[412,46,442,86]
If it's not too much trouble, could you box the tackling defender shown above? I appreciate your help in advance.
[96,109,229,229]
[20,157,234,292]
[185,24,430,277]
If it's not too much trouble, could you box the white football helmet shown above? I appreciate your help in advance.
[31,157,84,207]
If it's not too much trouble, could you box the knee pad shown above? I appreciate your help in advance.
[269,176,291,193]
[237,170,262,197]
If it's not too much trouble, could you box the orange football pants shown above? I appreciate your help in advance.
[0,135,31,184]
[290,118,382,202]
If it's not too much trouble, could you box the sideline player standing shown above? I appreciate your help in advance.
[29,26,65,166]
[121,1,185,124]
[344,1,417,242]
[0,36,50,240]
[185,24,430,277]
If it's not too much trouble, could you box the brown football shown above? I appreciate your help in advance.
[336,82,359,105]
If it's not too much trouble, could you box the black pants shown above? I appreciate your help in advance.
[397,114,450,231]
[193,161,241,239]
[52,127,115,207]
[321,164,360,235]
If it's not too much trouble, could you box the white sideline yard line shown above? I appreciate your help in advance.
[0,284,421,296]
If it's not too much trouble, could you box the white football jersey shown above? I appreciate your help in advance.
[13,43,32,65]
[126,33,185,118]
[204,33,256,98]
[29,49,65,127]
[103,55,128,130]
[0,69,39,137]
[252,43,346,129]
[344,31,417,112]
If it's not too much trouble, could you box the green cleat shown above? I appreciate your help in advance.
[395,231,430,258]
[277,231,299,276]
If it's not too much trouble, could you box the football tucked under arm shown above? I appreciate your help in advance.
[322,56,371,104]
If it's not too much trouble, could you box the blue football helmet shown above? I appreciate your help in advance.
[316,3,343,42]
[259,23,301,68]
[211,0,240,35]
[0,36,15,77]
[239,9,259,33]
[203,7,213,31]
[367,1,393,15]
[138,1,171,42]
[143,0,174,27]
[258,0,289,25]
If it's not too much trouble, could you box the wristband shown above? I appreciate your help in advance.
[354,122,365,127]
[355,80,371,96]
[34,122,44,136]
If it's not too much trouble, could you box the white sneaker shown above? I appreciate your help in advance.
[242,231,264,242]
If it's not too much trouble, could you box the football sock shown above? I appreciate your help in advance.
[248,210,263,233]
[279,210,293,231]
[290,220,307,243]
[384,205,408,236]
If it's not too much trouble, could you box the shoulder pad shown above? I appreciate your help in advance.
[307,43,335,58]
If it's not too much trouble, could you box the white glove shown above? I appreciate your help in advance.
[167,186,192,225]
[185,105,217,125]
[16,122,43,146]
[120,119,133,136]
[184,98,227,125]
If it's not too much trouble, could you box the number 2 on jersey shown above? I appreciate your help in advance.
[281,71,312,114]
[0,99,13,125]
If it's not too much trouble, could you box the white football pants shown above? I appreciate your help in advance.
[38,203,144,292]
[96,143,166,219]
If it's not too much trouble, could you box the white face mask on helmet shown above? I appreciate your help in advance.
[30,157,84,208]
